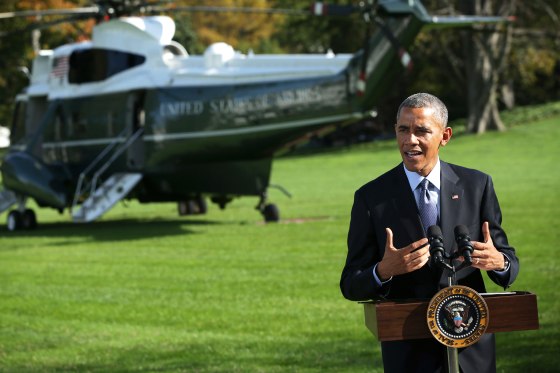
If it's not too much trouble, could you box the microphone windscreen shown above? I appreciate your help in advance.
[427,225,443,238]
[454,224,469,238]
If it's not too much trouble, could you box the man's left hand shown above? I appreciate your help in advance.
[471,221,506,271]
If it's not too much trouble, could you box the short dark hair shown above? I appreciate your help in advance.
[396,93,448,127]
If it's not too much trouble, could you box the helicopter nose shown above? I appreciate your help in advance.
[1,151,67,209]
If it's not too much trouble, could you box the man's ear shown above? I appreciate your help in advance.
[441,126,453,146]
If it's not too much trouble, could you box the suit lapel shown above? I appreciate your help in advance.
[390,165,424,246]
[440,162,463,252]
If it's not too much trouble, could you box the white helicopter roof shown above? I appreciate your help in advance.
[27,16,354,99]
[92,15,175,51]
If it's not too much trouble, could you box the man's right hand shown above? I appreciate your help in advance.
[376,228,430,281]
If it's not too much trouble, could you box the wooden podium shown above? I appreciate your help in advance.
[363,291,539,342]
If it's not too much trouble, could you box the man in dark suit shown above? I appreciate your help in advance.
[340,93,519,372]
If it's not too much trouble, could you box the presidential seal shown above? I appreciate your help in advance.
[427,285,489,348]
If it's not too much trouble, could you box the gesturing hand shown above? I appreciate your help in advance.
[376,228,430,281]
[471,221,506,271]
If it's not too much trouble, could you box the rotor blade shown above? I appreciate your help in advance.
[308,3,359,16]
[149,5,308,16]
[0,7,99,20]
[424,15,514,29]
[0,2,360,20]
[0,14,93,38]
[148,3,360,17]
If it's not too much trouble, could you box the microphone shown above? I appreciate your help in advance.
[454,225,474,265]
[427,225,445,267]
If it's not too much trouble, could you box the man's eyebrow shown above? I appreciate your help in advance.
[416,125,431,131]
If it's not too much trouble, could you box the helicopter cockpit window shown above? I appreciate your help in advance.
[68,49,146,84]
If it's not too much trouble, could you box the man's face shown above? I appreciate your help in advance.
[395,106,452,176]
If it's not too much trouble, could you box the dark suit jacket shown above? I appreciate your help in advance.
[340,161,519,372]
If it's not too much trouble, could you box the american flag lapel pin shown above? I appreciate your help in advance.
[452,194,459,200]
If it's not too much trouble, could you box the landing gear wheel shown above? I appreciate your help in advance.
[178,197,207,216]
[22,209,37,229]
[178,200,196,216]
[7,210,22,231]
[196,196,207,214]
[262,203,280,223]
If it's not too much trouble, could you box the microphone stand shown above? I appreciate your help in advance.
[444,265,460,373]
[434,253,465,373]
[429,225,475,373]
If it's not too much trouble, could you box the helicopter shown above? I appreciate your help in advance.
[0,0,507,231]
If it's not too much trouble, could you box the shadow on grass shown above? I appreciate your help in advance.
[0,218,223,242]
[262,332,380,372]
[8,332,380,373]
[5,328,558,372]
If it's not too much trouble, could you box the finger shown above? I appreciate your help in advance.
[385,228,394,250]
[406,237,429,253]
[471,257,485,269]
[410,253,431,270]
[404,247,430,269]
[482,221,493,244]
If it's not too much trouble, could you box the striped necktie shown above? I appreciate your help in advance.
[418,178,437,233]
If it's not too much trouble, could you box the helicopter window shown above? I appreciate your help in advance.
[68,48,146,84]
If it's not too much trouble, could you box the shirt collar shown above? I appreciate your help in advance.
[403,159,441,191]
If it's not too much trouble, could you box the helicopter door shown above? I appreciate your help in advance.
[52,105,69,163]
[10,98,27,146]
[24,96,48,156]
[126,91,145,170]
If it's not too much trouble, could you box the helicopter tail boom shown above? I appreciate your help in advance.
[351,1,510,110]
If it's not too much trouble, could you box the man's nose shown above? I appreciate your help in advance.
[404,133,419,145]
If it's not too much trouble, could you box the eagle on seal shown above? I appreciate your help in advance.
[444,303,473,333]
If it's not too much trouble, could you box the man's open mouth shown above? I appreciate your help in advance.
[405,151,423,158]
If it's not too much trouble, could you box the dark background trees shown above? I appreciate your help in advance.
[410,0,559,132]
[0,0,95,128]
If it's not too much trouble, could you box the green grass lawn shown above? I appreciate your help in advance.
[0,111,558,372]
